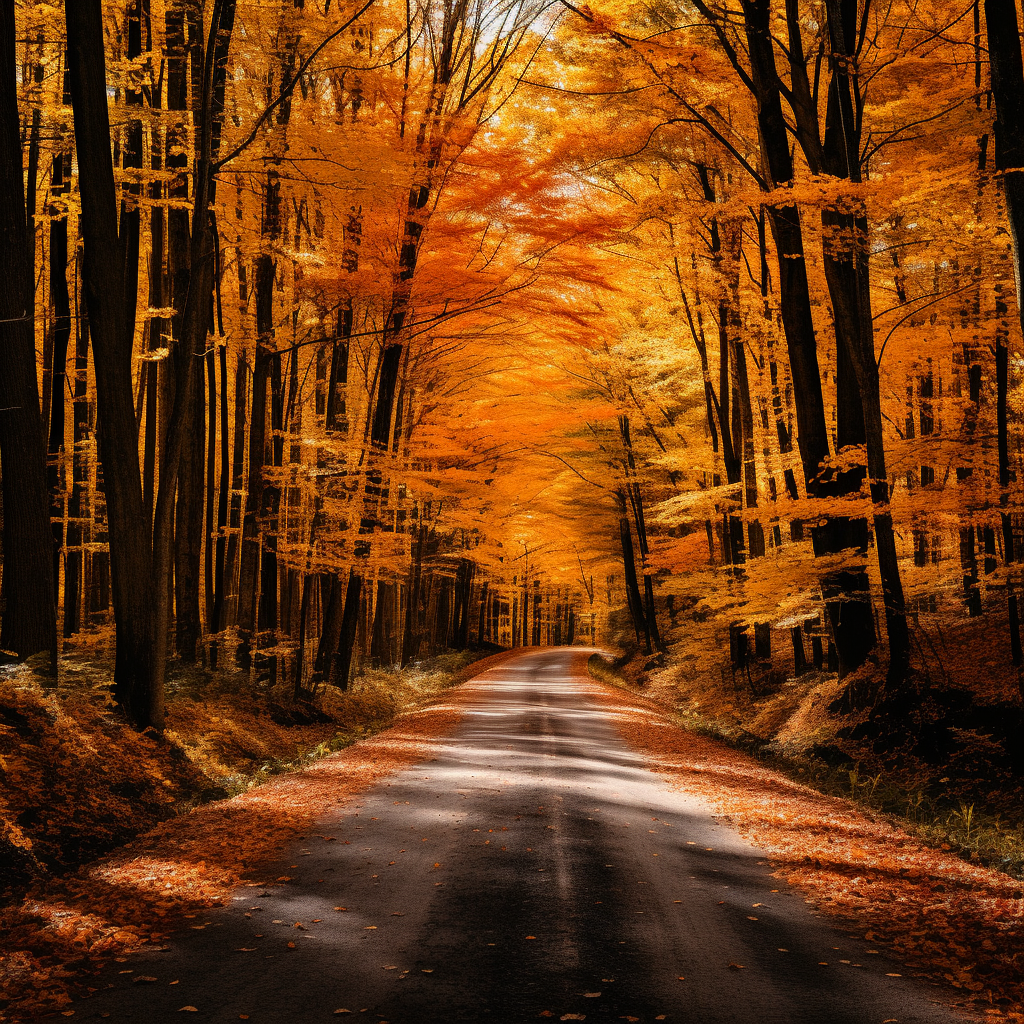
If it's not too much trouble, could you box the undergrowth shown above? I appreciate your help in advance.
[0,642,492,901]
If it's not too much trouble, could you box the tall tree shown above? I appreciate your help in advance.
[0,0,55,664]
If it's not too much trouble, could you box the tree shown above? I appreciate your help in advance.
[0,0,55,664]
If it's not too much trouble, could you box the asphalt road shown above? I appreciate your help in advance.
[72,649,964,1024]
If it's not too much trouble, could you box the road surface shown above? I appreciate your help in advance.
[72,649,963,1023]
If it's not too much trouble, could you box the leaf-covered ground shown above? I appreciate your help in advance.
[584,678,1024,1021]
[0,697,465,1021]
[0,645,503,898]
[0,652,528,1023]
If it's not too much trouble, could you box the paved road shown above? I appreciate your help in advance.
[73,649,963,1023]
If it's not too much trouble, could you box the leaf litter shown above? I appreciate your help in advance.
[0,694,467,1021]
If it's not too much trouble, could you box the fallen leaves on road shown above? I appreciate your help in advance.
[0,697,465,1021]
[586,675,1024,1021]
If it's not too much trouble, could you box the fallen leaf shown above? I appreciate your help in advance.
[561,1016,586,1021]
[287,942,296,948]
[583,992,601,997]
[421,969,433,973]
[525,935,537,939]
[727,964,745,970]
[133,976,158,984]
[179,1008,198,1013]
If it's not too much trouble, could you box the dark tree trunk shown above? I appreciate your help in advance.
[0,0,55,664]
[986,3,1024,642]
[65,0,151,717]
[401,519,426,666]
[205,346,217,634]
[616,491,649,652]
[212,342,230,631]
[819,0,909,681]
[742,0,830,489]
[314,574,345,683]
[65,295,91,638]
[237,255,274,638]
[987,0,1024,326]
[332,571,362,690]
[150,0,237,722]
[47,151,72,607]
[223,351,247,627]
[477,582,488,647]
[619,416,663,651]
[174,375,204,661]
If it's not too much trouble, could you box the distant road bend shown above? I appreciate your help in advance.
[76,649,962,1023]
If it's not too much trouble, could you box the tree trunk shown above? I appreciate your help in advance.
[332,571,362,690]
[65,0,151,718]
[987,0,1024,326]
[0,0,55,664]
[986,0,1024,626]
[47,151,72,608]
[616,490,649,652]
[742,0,830,489]
[65,293,91,637]
[237,255,274,638]
[314,574,345,683]
[818,0,909,681]
[223,350,247,627]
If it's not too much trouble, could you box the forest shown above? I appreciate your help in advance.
[5,0,1024,984]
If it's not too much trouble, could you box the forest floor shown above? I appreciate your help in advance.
[1,647,1021,1022]
[0,635,511,902]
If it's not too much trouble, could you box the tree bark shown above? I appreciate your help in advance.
[616,489,649,652]
[332,571,362,690]
[65,0,151,716]
[742,0,830,489]
[0,0,55,664]
[47,151,72,608]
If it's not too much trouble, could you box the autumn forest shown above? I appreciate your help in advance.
[4,0,1024,1017]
